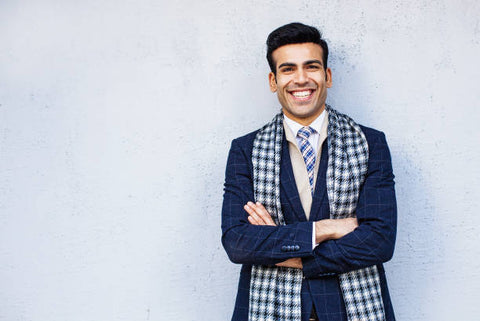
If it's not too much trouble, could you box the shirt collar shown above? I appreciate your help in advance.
[283,109,326,137]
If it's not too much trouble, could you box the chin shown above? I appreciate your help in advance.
[289,107,319,118]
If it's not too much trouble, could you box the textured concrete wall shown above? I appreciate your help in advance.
[1,1,479,320]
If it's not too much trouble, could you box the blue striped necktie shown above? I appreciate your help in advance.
[297,126,316,193]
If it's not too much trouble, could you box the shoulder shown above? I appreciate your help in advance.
[358,124,392,167]
[224,129,261,176]
[226,129,260,164]
[359,124,387,145]
[231,129,260,148]
[229,129,260,155]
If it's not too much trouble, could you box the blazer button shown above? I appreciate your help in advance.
[294,245,300,251]
[281,246,287,252]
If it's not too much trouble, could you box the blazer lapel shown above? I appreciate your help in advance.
[310,140,329,221]
[280,134,308,222]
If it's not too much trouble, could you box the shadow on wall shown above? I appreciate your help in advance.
[386,137,446,319]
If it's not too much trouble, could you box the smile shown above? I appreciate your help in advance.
[289,89,315,101]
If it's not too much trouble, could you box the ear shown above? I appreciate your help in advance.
[268,72,277,92]
[325,67,332,88]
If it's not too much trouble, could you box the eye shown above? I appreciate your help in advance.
[306,65,320,70]
[281,67,294,73]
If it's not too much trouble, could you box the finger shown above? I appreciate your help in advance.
[247,202,271,225]
[275,259,289,267]
[247,202,268,224]
[243,203,254,215]
[275,258,302,269]
[254,202,276,226]
[245,204,267,225]
[244,203,264,225]
[247,215,259,225]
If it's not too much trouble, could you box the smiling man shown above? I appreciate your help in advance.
[222,23,397,321]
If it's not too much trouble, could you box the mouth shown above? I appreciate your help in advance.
[288,89,315,101]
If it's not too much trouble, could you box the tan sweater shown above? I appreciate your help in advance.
[283,112,328,220]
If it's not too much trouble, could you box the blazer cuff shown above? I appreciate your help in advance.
[277,221,315,257]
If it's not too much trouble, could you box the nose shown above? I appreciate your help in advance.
[294,68,308,85]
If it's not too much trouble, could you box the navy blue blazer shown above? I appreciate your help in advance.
[221,124,397,321]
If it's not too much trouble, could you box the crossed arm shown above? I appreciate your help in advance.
[244,201,358,269]
[221,132,396,276]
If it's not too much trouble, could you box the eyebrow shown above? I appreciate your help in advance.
[278,62,296,69]
[304,59,323,66]
[278,60,323,69]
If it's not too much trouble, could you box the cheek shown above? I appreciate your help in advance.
[313,74,326,84]
[275,76,290,88]
[277,83,291,95]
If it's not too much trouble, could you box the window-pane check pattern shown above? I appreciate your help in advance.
[248,105,386,321]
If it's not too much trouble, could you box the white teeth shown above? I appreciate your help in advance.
[291,90,311,98]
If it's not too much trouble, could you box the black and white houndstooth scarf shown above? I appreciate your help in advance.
[249,105,385,321]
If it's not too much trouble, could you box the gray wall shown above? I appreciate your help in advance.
[1,1,479,320]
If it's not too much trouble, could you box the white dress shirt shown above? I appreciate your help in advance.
[283,110,326,249]
[283,110,325,156]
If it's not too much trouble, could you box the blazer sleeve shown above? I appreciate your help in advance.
[302,131,397,278]
[221,137,314,266]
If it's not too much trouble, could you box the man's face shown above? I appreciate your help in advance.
[269,42,332,125]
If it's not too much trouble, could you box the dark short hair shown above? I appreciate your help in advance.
[266,22,329,74]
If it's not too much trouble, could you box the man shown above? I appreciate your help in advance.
[222,22,396,321]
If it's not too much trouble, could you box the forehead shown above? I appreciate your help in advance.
[272,42,324,67]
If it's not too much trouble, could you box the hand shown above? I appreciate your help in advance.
[315,218,358,244]
[276,258,303,269]
[243,202,277,226]
[244,203,300,269]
